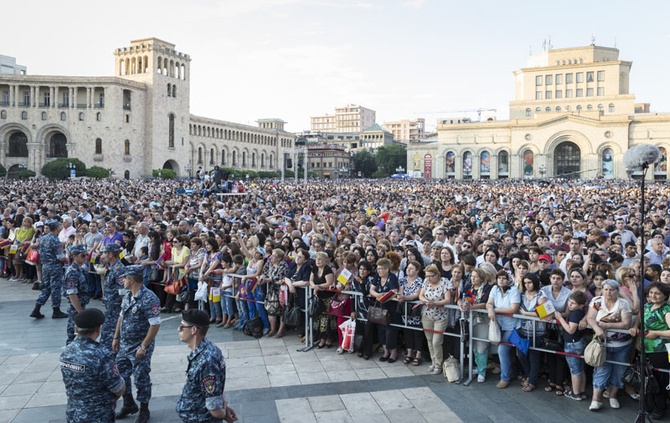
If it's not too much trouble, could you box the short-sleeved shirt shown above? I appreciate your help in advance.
[590,296,632,347]
[490,285,521,331]
[421,278,450,321]
[540,285,572,313]
[563,309,586,343]
[519,290,546,336]
[176,338,226,423]
[644,302,670,353]
[119,285,161,353]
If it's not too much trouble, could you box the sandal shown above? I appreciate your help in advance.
[564,389,584,401]
[555,387,564,396]
[544,384,557,392]
[412,357,422,366]
[521,383,535,392]
[403,356,414,365]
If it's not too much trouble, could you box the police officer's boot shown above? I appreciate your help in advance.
[134,403,150,423]
[30,305,44,319]
[116,393,139,419]
[52,308,68,319]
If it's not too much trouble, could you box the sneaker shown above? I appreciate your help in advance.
[477,375,486,383]
[427,365,435,372]
[431,367,442,375]
[564,390,584,401]
[609,398,620,409]
[589,401,603,411]
[602,390,610,399]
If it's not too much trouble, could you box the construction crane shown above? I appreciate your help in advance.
[424,108,497,122]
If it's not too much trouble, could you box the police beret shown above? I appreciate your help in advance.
[122,265,143,278]
[100,243,121,253]
[70,244,88,255]
[46,219,61,229]
[182,309,210,328]
[74,308,105,329]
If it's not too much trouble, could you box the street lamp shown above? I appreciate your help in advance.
[539,164,547,179]
[185,163,192,179]
[66,162,76,179]
[396,166,405,174]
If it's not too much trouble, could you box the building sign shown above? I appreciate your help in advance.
[423,154,432,179]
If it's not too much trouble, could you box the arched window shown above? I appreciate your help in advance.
[60,112,66,121]
[556,106,561,112]
[269,154,274,168]
[609,103,615,113]
[462,152,473,179]
[260,153,265,168]
[587,104,593,111]
[198,147,203,164]
[576,105,582,112]
[523,150,534,178]
[172,85,176,98]
[566,105,572,111]
[232,151,237,166]
[167,84,171,97]
[535,107,541,114]
[124,139,130,155]
[96,112,102,121]
[525,108,531,117]
[8,132,28,157]
[124,170,130,180]
[545,107,551,112]
[498,151,509,177]
[79,112,84,121]
[0,110,6,119]
[95,138,102,155]
[41,111,47,121]
[242,152,247,167]
[221,150,226,165]
[480,151,490,175]
[49,133,68,158]
[168,113,175,148]
[210,148,214,165]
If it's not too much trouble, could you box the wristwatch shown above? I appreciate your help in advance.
[139,345,147,351]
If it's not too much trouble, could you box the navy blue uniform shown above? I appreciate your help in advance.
[100,260,125,350]
[176,338,226,422]
[63,262,90,345]
[117,285,161,404]
[60,336,125,422]
[36,233,65,308]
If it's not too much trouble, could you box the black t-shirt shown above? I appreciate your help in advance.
[563,309,586,343]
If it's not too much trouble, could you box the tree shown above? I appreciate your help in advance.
[375,144,407,177]
[352,150,377,178]
[152,168,176,179]
[41,158,87,179]
[85,166,110,179]
[0,163,6,178]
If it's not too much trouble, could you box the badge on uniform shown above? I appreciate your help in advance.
[132,306,138,314]
[203,376,217,395]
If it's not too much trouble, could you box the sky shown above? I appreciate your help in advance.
[4,0,670,133]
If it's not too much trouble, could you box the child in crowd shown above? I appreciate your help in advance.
[555,291,587,401]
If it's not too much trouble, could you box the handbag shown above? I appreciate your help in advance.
[308,296,325,318]
[622,356,660,394]
[164,274,186,295]
[509,328,530,355]
[329,294,350,317]
[443,355,460,383]
[488,321,501,344]
[584,335,605,367]
[541,323,564,351]
[368,301,391,326]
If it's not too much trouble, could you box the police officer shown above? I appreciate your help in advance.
[64,244,91,345]
[99,243,126,350]
[60,308,126,423]
[113,265,161,423]
[31,219,68,319]
[176,310,237,423]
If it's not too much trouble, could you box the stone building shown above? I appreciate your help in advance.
[310,104,376,134]
[407,44,670,180]
[0,37,294,178]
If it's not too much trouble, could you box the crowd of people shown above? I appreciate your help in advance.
[5,175,670,420]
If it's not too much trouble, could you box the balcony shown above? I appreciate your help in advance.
[19,102,30,108]
[77,103,87,109]
[93,102,104,109]
[39,103,50,108]
[123,155,132,163]
[0,100,10,107]
[58,103,69,108]
[93,154,104,162]
[123,104,131,111]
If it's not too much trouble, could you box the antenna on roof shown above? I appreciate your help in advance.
[614,36,617,48]
[591,32,596,46]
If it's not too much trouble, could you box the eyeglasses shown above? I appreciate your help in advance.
[178,324,194,331]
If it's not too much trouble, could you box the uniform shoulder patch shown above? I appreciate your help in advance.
[151,304,161,316]
[202,376,216,395]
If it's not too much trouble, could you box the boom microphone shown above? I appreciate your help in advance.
[623,144,660,169]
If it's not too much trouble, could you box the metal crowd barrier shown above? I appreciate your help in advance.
[191,276,668,386]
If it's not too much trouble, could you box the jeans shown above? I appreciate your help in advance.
[592,343,632,390]
[246,285,269,330]
[220,288,234,316]
[209,299,222,319]
[564,339,586,375]
[517,333,544,386]
[498,330,515,382]
[422,316,449,369]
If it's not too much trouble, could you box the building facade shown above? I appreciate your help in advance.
[0,55,26,75]
[307,144,351,179]
[310,104,376,134]
[0,38,294,178]
[383,118,425,144]
[407,45,670,180]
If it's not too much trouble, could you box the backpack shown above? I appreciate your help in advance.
[243,317,263,338]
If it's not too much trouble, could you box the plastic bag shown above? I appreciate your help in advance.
[443,355,460,382]
[339,319,356,352]
[488,321,501,344]
[195,281,208,302]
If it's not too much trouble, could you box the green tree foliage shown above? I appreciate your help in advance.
[41,159,87,179]
[85,166,110,179]
[152,168,177,179]
[0,163,6,177]
[374,144,407,177]
[352,150,377,178]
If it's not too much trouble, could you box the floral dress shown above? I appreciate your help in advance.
[400,276,423,326]
[262,260,287,316]
[421,278,451,322]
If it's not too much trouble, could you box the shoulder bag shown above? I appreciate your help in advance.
[368,301,391,326]
[584,335,605,367]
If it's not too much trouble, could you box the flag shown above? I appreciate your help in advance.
[464,290,475,304]
[378,291,397,303]
[20,244,30,255]
[155,257,164,269]
[337,268,352,286]
[535,301,556,319]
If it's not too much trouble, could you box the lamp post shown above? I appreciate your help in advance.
[66,162,76,179]
[185,163,192,179]
[538,164,547,179]
[396,166,405,174]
